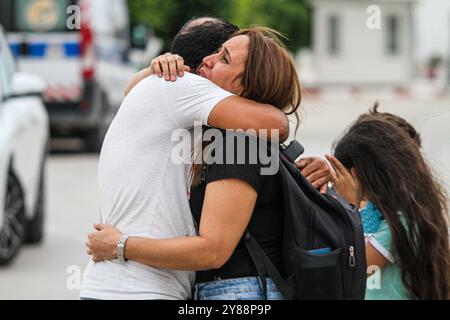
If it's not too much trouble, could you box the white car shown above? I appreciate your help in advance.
[0,25,49,265]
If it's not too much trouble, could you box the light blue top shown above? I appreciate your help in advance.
[360,202,383,234]
[364,213,411,300]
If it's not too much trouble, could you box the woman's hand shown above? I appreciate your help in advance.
[150,53,191,81]
[86,224,123,262]
[325,155,362,206]
[124,53,192,96]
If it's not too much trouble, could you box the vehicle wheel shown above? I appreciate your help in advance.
[84,93,109,153]
[25,163,45,244]
[84,126,105,153]
[0,172,26,266]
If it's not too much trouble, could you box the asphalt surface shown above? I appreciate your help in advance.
[0,98,449,300]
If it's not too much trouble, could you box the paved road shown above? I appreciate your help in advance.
[0,99,448,300]
[0,151,100,300]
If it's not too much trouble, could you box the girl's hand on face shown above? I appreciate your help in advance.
[150,53,191,82]
[325,155,362,206]
[86,224,123,262]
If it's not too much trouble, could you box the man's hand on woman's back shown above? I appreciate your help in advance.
[295,157,331,193]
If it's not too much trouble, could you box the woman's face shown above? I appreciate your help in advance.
[198,35,249,95]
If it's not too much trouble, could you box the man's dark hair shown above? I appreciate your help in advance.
[170,17,239,71]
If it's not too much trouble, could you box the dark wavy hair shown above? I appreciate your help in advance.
[356,102,422,148]
[333,117,449,299]
[170,17,239,70]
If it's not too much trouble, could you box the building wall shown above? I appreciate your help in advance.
[312,0,415,85]
[415,0,450,62]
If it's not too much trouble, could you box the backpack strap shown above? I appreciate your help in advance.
[280,140,304,163]
[244,231,268,300]
[242,141,303,300]
[244,231,293,300]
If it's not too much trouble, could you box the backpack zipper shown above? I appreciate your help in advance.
[324,193,357,298]
[338,202,357,298]
[349,246,356,267]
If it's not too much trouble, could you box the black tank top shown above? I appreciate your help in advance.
[188,131,284,283]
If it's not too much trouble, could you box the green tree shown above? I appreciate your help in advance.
[227,0,310,52]
[128,0,310,53]
[128,0,230,51]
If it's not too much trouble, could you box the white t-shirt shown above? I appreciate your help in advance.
[80,73,233,300]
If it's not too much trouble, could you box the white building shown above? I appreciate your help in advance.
[310,0,416,86]
[415,0,450,62]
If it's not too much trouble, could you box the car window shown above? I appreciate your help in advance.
[1,0,78,32]
[0,56,6,101]
[15,0,73,32]
[0,30,16,78]
[90,0,130,62]
[0,29,15,97]
[0,61,8,100]
[0,66,3,101]
[0,52,8,98]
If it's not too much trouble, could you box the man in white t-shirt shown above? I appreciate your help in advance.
[80,18,290,300]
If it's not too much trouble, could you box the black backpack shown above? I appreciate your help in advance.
[244,140,367,300]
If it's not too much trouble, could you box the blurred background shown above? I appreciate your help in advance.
[0,0,449,299]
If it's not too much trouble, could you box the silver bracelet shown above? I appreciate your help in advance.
[117,234,130,264]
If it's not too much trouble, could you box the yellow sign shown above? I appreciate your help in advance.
[25,0,62,31]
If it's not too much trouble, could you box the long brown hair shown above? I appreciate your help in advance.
[334,118,450,300]
[357,102,422,148]
[190,26,302,187]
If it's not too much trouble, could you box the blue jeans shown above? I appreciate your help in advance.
[194,277,284,300]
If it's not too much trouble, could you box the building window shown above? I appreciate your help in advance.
[327,15,340,56]
[386,15,400,55]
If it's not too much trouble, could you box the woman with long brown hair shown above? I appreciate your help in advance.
[86,26,302,300]
[327,116,449,300]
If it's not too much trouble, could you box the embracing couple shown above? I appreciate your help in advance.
[80,17,330,300]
